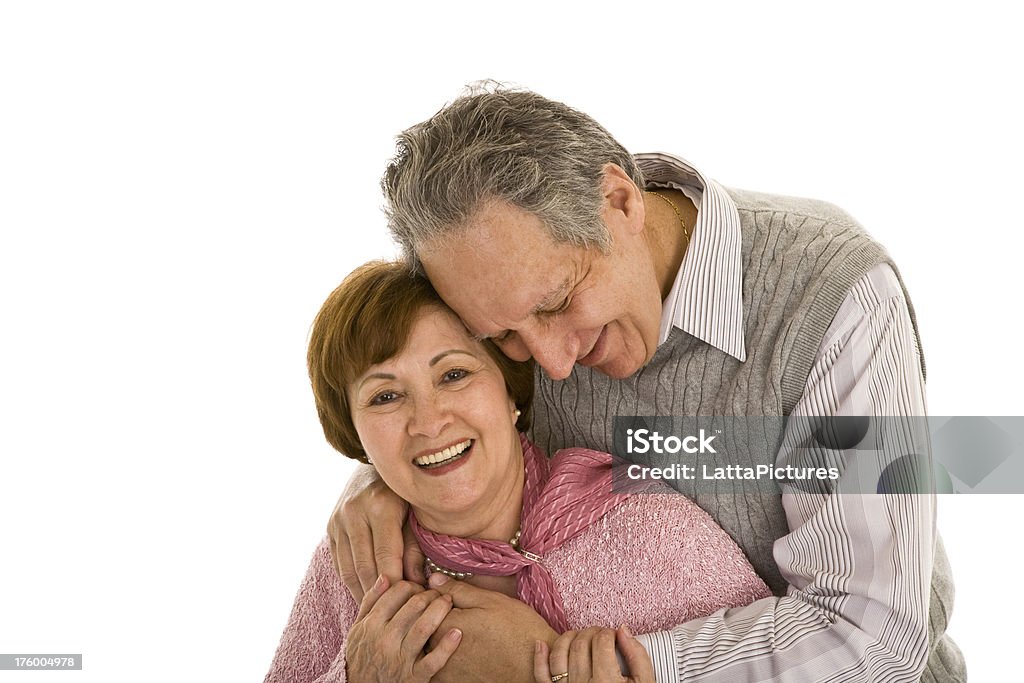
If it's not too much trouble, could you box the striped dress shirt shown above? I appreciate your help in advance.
[626,154,936,681]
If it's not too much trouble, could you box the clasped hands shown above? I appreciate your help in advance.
[333,469,654,682]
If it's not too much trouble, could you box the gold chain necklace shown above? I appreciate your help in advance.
[646,190,691,246]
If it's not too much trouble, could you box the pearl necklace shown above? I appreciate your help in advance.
[425,529,522,580]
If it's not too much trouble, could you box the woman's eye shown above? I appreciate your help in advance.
[442,368,469,383]
[369,391,399,405]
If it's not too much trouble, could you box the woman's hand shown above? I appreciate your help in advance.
[346,575,462,682]
[533,625,655,683]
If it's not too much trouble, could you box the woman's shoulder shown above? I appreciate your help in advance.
[292,537,358,621]
[264,538,358,683]
[547,444,615,465]
[600,490,713,534]
[544,492,771,631]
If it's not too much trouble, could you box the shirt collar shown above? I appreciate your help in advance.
[635,152,747,362]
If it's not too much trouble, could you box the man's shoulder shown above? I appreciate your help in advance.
[724,186,863,230]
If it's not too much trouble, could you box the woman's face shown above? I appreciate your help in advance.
[348,306,523,528]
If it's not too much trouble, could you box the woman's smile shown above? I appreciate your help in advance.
[413,439,474,475]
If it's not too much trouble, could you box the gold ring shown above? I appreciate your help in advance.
[551,674,569,682]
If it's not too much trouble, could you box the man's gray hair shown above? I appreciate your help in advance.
[381,84,645,271]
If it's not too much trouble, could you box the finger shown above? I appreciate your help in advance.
[370,514,406,588]
[329,508,366,602]
[332,464,401,598]
[533,640,553,683]
[327,521,342,579]
[425,607,461,653]
[415,628,462,681]
[362,580,425,625]
[547,630,576,683]
[427,573,493,609]
[568,627,600,681]
[388,589,443,644]
[403,522,427,584]
[354,574,388,622]
[591,628,621,679]
[338,510,379,599]
[351,526,384,597]
[616,624,655,682]
[400,593,454,660]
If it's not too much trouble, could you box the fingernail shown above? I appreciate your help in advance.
[621,623,633,637]
[375,574,386,590]
[535,640,543,655]
[428,572,450,587]
[450,628,462,642]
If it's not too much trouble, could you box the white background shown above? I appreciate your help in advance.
[1,1,1021,681]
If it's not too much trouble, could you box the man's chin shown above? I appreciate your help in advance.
[592,354,645,380]
[593,344,655,382]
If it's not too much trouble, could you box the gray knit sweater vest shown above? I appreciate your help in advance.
[529,187,963,680]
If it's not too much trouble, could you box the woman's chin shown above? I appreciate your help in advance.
[411,493,489,532]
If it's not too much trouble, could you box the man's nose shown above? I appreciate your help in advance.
[520,329,579,381]
[407,394,452,438]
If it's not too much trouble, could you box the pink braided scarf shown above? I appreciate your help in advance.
[409,434,633,633]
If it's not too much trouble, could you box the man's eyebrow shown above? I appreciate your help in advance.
[472,328,513,344]
[470,276,575,343]
[530,276,574,315]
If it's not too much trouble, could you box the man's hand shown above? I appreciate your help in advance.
[327,464,425,602]
[534,625,655,683]
[426,574,559,682]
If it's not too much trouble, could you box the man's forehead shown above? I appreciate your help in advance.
[421,246,569,335]
[417,201,584,332]
[441,267,557,331]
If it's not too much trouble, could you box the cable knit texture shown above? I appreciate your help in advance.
[530,182,960,680]
[264,442,770,683]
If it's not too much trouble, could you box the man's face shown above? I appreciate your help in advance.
[420,200,664,380]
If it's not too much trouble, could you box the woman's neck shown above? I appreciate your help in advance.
[413,458,525,544]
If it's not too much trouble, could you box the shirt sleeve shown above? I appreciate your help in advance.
[634,263,935,682]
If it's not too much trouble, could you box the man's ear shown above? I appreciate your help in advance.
[600,163,645,236]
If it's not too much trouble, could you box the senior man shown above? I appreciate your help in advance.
[328,87,964,681]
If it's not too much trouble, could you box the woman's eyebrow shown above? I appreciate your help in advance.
[429,349,477,366]
[355,372,395,390]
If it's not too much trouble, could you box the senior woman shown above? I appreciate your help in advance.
[265,261,770,683]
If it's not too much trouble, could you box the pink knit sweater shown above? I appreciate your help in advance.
[264,493,771,682]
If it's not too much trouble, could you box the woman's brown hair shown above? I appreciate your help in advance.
[307,260,534,463]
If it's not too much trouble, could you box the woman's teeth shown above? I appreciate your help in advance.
[414,439,472,467]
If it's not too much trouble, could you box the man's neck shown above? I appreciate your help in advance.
[644,188,697,299]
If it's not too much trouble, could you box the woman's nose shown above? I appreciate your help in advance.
[407,394,453,438]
